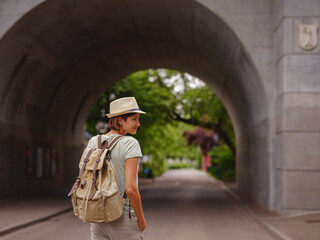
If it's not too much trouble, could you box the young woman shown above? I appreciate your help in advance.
[88,97,146,240]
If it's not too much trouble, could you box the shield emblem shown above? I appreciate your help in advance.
[298,23,319,51]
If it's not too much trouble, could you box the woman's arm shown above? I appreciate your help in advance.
[125,157,146,231]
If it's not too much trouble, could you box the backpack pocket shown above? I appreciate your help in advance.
[103,192,126,222]
[74,196,105,223]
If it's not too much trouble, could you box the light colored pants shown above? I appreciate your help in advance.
[90,213,144,240]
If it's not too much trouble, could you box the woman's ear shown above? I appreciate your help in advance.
[118,117,123,127]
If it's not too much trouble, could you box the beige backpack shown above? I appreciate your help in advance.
[68,135,126,223]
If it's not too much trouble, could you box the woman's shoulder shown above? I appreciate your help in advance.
[120,136,140,145]
[88,134,115,146]
[87,135,99,148]
[121,136,142,159]
[98,134,140,147]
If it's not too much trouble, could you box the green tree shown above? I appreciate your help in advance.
[86,69,236,176]
[170,85,235,154]
[209,144,235,181]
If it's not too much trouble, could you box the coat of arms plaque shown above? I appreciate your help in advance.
[298,23,319,51]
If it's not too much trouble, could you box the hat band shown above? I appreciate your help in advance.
[112,108,142,115]
[126,108,141,112]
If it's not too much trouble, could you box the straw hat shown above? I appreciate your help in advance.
[106,97,146,118]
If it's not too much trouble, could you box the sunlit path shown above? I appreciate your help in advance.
[2,169,274,240]
[142,169,273,240]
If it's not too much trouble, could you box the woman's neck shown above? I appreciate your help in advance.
[106,129,126,136]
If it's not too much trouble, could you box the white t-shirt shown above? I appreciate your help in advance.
[87,134,142,215]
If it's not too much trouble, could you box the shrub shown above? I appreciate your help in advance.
[168,161,197,169]
[208,144,235,181]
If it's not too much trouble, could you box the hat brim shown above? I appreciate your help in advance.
[106,110,146,118]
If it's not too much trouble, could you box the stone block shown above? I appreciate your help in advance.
[283,0,320,17]
[223,13,273,38]
[285,170,320,209]
[284,132,320,170]
[198,0,272,15]
[251,47,273,66]
[235,29,273,53]
[273,0,284,30]
[274,130,320,173]
[0,16,20,37]
[285,93,320,131]
[276,93,320,132]
[274,17,294,63]
[281,55,320,92]
[0,0,44,14]
[0,0,49,38]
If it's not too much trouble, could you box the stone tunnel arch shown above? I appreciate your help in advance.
[0,0,272,210]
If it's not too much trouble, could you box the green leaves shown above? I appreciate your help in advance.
[86,68,236,177]
[208,144,235,181]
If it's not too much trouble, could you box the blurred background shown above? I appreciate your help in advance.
[0,0,319,239]
[85,69,235,182]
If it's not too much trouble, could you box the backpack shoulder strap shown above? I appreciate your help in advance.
[96,135,125,149]
[96,135,103,149]
[107,135,125,150]
[105,135,125,161]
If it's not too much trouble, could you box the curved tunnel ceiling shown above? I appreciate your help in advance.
[0,0,268,143]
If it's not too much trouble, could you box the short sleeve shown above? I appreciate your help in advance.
[87,136,97,148]
[124,137,142,160]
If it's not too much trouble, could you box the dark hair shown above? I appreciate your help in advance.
[108,112,137,130]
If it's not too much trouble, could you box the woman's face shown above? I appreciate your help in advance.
[119,113,141,135]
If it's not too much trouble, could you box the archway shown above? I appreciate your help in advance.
[0,0,270,210]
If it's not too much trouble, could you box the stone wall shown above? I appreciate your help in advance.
[273,0,320,212]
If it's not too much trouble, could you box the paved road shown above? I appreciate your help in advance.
[1,169,274,240]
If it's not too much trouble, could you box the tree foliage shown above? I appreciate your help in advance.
[209,144,235,181]
[86,69,236,177]
[170,85,235,154]
[183,128,218,155]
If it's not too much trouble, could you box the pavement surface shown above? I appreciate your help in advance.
[0,169,319,240]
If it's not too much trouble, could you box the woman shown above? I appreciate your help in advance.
[88,97,146,240]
